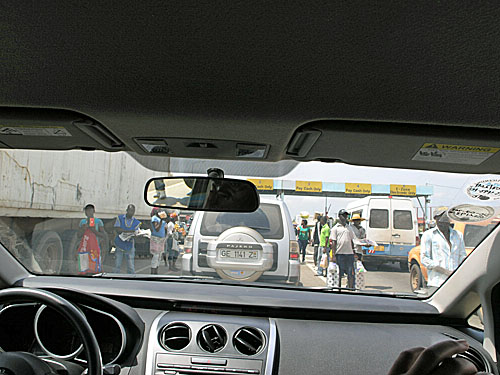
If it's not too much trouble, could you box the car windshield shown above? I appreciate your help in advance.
[1,149,499,298]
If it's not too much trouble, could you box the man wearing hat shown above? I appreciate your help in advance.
[331,209,356,288]
[349,213,366,260]
[420,207,466,290]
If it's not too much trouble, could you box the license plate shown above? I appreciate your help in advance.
[219,249,259,259]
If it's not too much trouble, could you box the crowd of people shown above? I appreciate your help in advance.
[77,202,466,289]
[76,204,186,275]
[295,209,367,288]
[296,207,466,290]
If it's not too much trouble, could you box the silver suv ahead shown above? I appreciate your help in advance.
[181,198,300,285]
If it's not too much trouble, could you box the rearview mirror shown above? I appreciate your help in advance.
[145,177,260,212]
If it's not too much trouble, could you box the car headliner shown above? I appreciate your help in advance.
[1,2,500,173]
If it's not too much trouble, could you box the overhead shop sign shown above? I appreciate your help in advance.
[247,179,274,190]
[390,184,416,196]
[296,181,322,193]
[345,183,372,195]
[412,143,500,165]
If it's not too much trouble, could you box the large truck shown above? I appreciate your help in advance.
[0,149,163,274]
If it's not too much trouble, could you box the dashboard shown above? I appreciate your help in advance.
[1,277,496,375]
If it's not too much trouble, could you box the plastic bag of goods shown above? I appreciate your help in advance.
[327,262,339,287]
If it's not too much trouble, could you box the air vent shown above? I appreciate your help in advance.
[159,323,191,351]
[233,327,265,356]
[457,347,488,373]
[197,324,227,353]
[441,333,489,373]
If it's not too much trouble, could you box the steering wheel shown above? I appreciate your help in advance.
[0,287,103,375]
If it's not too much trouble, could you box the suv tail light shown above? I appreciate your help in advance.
[289,240,300,260]
[184,235,193,253]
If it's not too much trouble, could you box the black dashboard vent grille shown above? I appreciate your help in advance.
[233,327,265,356]
[457,347,488,373]
[197,324,227,353]
[159,322,191,351]
[440,333,489,373]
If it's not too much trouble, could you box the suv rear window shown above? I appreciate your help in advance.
[200,203,284,239]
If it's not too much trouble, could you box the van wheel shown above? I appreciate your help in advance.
[33,231,63,274]
[399,261,409,272]
[410,263,423,292]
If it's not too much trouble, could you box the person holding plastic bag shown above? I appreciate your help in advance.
[77,204,108,275]
[349,213,368,289]
[150,208,167,274]
[330,209,356,288]
[315,216,330,276]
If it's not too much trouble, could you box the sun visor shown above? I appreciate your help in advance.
[0,108,125,151]
[128,152,299,177]
[288,121,500,174]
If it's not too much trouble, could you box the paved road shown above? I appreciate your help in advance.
[99,245,412,294]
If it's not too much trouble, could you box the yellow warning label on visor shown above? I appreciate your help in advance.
[421,143,500,153]
[412,143,500,165]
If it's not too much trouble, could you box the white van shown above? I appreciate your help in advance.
[346,196,418,269]
[181,197,301,284]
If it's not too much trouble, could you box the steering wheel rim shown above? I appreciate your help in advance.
[0,287,103,375]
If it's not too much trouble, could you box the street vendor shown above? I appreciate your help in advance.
[78,204,107,274]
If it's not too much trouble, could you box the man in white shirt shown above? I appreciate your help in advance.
[331,209,356,288]
[420,207,466,289]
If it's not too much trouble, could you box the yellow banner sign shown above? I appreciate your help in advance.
[345,183,372,195]
[296,181,322,193]
[390,184,416,196]
[247,179,274,190]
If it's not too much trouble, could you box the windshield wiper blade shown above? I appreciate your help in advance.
[318,287,417,298]
[319,286,357,293]
[91,273,215,281]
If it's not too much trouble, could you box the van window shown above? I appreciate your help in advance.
[393,210,413,230]
[200,203,284,239]
[369,209,389,228]
[464,223,498,248]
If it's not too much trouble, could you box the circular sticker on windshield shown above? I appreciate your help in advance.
[448,204,495,223]
[466,179,500,201]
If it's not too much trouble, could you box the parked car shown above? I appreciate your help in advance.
[181,197,300,284]
[408,220,499,292]
[347,196,419,270]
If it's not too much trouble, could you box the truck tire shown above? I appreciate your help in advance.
[33,231,64,274]
[61,230,81,273]
[410,263,423,292]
